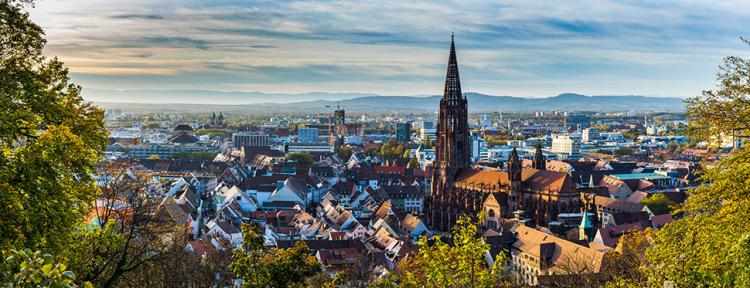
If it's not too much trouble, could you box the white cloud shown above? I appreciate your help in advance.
[26,0,750,99]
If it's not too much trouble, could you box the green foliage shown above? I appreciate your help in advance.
[641,194,675,215]
[402,148,411,159]
[0,1,107,254]
[613,146,635,157]
[378,140,405,160]
[143,123,160,129]
[193,128,231,138]
[146,154,160,160]
[620,129,642,140]
[0,249,90,288]
[601,229,654,287]
[407,156,420,169]
[685,41,750,148]
[365,148,378,158]
[667,141,681,153]
[645,42,750,287]
[336,146,353,161]
[380,215,507,287]
[484,135,508,147]
[593,125,613,132]
[230,224,320,288]
[286,152,314,165]
[422,136,432,149]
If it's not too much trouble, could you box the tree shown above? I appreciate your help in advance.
[286,152,314,165]
[379,140,404,160]
[407,156,420,169]
[230,224,320,287]
[601,229,654,288]
[423,136,432,149]
[0,0,107,255]
[0,249,90,288]
[666,141,680,153]
[403,148,412,159]
[377,215,508,287]
[66,164,188,288]
[644,39,750,287]
[336,146,353,161]
[613,146,635,157]
[193,128,231,138]
[640,194,675,215]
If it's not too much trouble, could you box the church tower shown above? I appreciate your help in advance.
[507,147,523,214]
[533,140,546,170]
[435,33,470,172]
[430,34,470,231]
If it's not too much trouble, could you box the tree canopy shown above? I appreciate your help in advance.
[644,39,750,287]
[640,194,675,215]
[0,0,107,254]
[230,224,320,288]
[373,215,506,287]
[286,152,314,165]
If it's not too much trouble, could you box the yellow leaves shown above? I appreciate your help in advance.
[405,215,502,287]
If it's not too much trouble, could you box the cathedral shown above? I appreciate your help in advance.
[428,36,581,231]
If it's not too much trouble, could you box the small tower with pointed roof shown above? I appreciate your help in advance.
[533,140,546,170]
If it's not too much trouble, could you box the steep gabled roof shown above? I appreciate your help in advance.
[512,225,605,273]
[594,195,647,213]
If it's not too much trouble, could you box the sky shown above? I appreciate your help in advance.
[28,0,750,102]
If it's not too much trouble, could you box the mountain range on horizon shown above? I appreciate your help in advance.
[91,90,686,113]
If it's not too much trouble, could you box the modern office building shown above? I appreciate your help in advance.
[551,134,581,160]
[232,132,269,149]
[396,122,411,143]
[298,127,319,144]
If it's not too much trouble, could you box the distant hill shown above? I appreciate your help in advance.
[94,92,685,113]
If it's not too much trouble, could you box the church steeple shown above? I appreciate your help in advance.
[533,141,546,170]
[434,33,470,172]
[444,32,463,102]
[430,34,471,231]
[509,147,522,182]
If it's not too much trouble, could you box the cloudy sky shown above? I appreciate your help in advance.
[29,0,750,102]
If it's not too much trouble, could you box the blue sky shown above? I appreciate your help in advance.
[29,0,750,101]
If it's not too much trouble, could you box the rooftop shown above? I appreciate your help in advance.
[609,173,670,180]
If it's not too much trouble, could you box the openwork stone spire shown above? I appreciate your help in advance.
[443,33,463,102]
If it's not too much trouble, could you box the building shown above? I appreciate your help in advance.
[105,109,122,121]
[382,185,424,212]
[582,128,599,142]
[208,112,225,128]
[396,122,412,143]
[509,225,605,286]
[419,120,437,141]
[232,132,269,149]
[428,36,580,231]
[480,114,492,127]
[128,143,214,159]
[284,143,334,153]
[298,127,319,144]
[551,134,581,160]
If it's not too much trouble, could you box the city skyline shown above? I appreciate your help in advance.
[30,0,750,102]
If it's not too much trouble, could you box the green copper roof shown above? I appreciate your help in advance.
[580,212,593,229]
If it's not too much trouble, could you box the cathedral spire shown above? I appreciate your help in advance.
[444,33,462,101]
[430,34,471,230]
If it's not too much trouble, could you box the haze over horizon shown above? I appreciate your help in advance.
[29,0,750,103]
